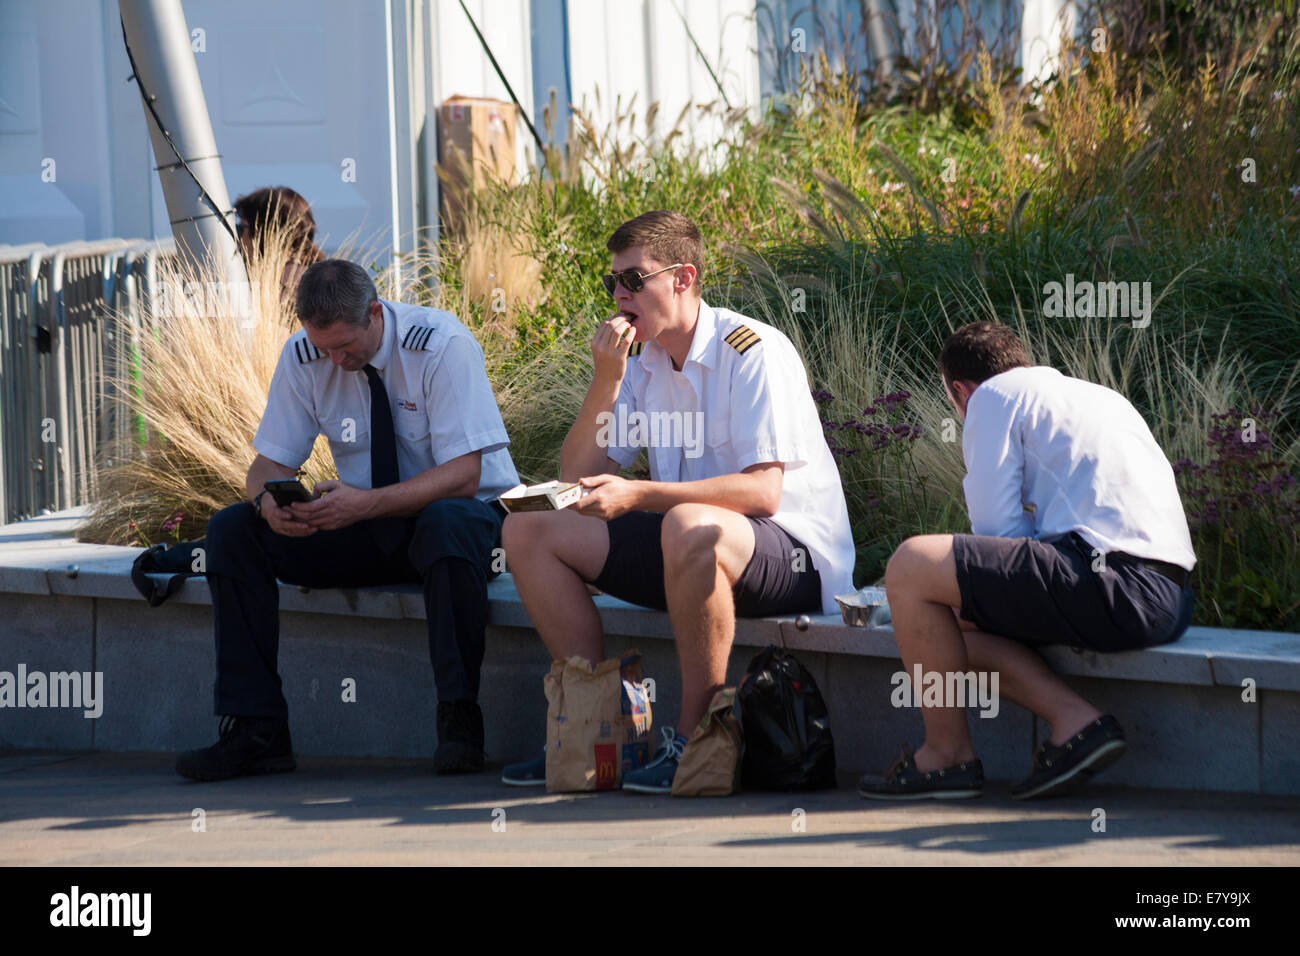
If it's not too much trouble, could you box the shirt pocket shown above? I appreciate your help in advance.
[687,406,728,477]
[396,418,433,463]
[705,409,731,450]
[321,416,370,478]
[702,373,732,452]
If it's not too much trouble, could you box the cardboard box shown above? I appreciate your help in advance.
[437,95,518,229]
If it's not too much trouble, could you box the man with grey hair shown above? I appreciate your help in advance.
[177,258,519,780]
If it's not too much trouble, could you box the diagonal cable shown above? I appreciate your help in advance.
[119,15,240,247]
[456,0,548,158]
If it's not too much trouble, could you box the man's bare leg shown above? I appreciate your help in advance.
[957,622,1102,746]
[886,534,1102,772]
[501,509,611,664]
[661,504,756,734]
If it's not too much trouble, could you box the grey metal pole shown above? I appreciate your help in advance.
[118,0,247,284]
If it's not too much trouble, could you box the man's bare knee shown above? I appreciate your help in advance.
[501,511,552,563]
[662,504,756,587]
[885,536,924,592]
[887,534,958,604]
[662,505,723,572]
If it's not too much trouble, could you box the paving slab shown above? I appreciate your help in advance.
[1,751,1297,866]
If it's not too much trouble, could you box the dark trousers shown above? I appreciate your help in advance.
[204,497,502,718]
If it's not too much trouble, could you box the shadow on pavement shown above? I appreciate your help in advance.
[2,750,1299,857]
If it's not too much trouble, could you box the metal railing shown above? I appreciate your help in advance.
[0,238,177,524]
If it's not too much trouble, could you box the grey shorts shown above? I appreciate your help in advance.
[592,510,822,616]
[952,532,1195,652]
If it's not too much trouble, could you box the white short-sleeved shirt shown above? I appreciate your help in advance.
[962,366,1196,569]
[253,299,519,501]
[604,300,856,613]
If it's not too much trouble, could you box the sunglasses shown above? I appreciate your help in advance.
[601,263,683,297]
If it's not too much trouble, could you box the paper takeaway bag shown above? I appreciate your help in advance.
[672,687,743,797]
[544,651,653,792]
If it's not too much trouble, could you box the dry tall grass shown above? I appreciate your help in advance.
[433,196,548,356]
[78,209,585,546]
[81,226,343,546]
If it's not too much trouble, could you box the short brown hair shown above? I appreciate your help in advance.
[607,210,703,291]
[939,322,1030,386]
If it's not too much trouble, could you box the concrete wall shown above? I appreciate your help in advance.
[3,587,1296,796]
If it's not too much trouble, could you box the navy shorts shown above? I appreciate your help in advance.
[952,532,1195,652]
[592,511,822,616]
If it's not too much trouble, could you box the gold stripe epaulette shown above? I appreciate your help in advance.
[628,341,645,356]
[723,324,760,354]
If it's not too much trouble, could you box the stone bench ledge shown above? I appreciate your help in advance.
[776,613,1300,691]
[1,538,1298,692]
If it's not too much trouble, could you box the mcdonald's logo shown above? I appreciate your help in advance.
[594,744,618,790]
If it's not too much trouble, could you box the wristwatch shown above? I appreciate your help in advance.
[252,489,270,519]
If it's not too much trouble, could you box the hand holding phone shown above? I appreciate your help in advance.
[259,479,316,537]
[264,478,313,508]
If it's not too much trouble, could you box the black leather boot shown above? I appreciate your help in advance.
[434,700,485,774]
[176,715,296,781]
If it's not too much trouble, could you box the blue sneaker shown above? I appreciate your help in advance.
[622,728,685,794]
[501,748,547,787]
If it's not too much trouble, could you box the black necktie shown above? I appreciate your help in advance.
[363,364,405,552]
[363,364,399,488]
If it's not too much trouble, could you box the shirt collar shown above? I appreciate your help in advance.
[642,299,719,373]
[686,300,719,369]
[367,299,397,372]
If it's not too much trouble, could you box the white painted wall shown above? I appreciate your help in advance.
[1021,0,1079,85]
[0,0,396,253]
[755,0,1077,98]
[0,0,1072,249]
[146,0,394,252]
[563,0,760,151]
[0,0,105,243]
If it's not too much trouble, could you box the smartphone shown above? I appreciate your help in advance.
[264,478,313,508]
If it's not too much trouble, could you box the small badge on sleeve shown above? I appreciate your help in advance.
[724,325,761,355]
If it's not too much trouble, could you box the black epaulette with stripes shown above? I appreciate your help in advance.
[628,341,645,356]
[293,337,325,364]
[723,324,761,355]
[401,324,437,351]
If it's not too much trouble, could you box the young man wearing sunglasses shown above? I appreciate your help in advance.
[499,210,855,793]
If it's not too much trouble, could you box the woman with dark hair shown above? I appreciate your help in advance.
[233,186,326,294]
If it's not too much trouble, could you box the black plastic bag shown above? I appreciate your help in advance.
[737,644,837,790]
[130,540,206,606]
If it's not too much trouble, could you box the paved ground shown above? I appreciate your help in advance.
[3,750,1299,865]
